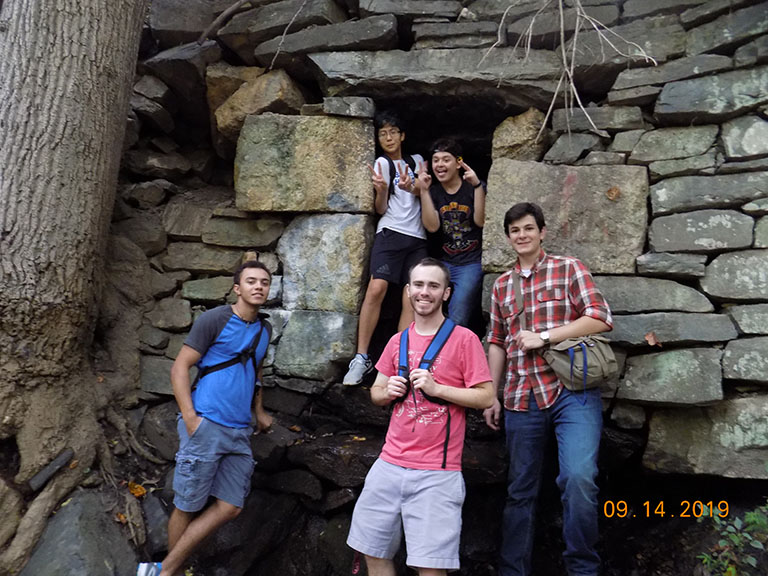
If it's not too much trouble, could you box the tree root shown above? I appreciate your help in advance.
[105,406,165,465]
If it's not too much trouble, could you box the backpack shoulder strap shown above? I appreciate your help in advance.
[419,318,456,371]
[398,329,409,379]
[385,155,397,199]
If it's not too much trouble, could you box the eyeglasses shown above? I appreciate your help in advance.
[378,129,401,139]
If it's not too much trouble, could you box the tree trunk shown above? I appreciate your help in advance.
[0,0,148,570]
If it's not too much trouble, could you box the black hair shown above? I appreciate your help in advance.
[374,110,404,132]
[234,260,272,285]
[408,257,451,287]
[503,202,546,236]
[431,138,463,159]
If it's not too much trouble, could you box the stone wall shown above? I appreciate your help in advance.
[23,1,768,575]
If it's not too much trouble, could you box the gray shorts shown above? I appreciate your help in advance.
[347,458,465,570]
[173,416,254,512]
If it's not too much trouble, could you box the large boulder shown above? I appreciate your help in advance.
[215,70,306,142]
[655,65,768,124]
[491,108,549,161]
[484,160,648,274]
[650,171,768,215]
[700,250,768,301]
[595,276,713,313]
[287,433,384,487]
[273,310,357,380]
[648,210,754,253]
[218,0,347,65]
[235,114,374,213]
[308,48,562,109]
[644,396,768,478]
[277,214,374,313]
[618,348,723,405]
[18,492,137,576]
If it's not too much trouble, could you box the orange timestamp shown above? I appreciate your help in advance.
[602,500,729,519]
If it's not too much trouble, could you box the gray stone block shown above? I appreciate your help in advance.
[655,65,768,124]
[235,114,375,213]
[686,2,768,56]
[629,125,718,164]
[680,0,760,29]
[113,214,168,257]
[142,493,170,556]
[644,396,768,478]
[162,242,243,274]
[649,209,754,253]
[141,355,176,396]
[648,149,720,181]
[620,348,723,405]
[287,433,384,487]
[141,401,179,461]
[582,151,626,165]
[722,115,768,160]
[609,129,646,153]
[609,312,737,347]
[202,217,284,248]
[724,337,768,382]
[359,0,462,18]
[606,85,662,107]
[611,54,732,90]
[123,149,191,180]
[756,216,768,247]
[413,21,498,50]
[543,133,604,164]
[162,187,232,240]
[734,33,768,67]
[700,250,768,300]
[719,157,768,174]
[323,96,376,118]
[727,304,768,334]
[145,297,193,331]
[610,403,647,430]
[650,171,768,215]
[507,5,619,48]
[277,214,374,314]
[595,276,713,313]
[636,252,707,278]
[181,276,233,304]
[484,160,648,274]
[273,310,357,380]
[552,106,643,134]
[622,0,706,21]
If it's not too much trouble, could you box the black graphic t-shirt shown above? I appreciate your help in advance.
[429,180,483,265]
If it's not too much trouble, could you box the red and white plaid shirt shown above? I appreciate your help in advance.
[487,250,613,411]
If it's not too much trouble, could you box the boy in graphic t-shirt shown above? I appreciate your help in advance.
[343,111,428,385]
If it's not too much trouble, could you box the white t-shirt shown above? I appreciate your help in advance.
[374,154,426,239]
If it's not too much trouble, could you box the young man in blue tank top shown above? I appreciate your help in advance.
[137,261,273,576]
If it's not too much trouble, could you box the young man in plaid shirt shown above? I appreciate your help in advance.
[484,202,613,576]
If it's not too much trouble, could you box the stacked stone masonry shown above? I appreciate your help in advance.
[33,0,768,574]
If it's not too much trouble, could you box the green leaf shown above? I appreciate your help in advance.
[719,539,729,547]
[735,517,743,530]
[745,555,757,568]
[749,540,764,550]
[727,525,737,533]
[729,533,741,546]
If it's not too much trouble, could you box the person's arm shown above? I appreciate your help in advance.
[171,345,203,436]
[370,371,409,406]
[408,370,494,409]
[419,187,440,233]
[370,159,389,215]
[483,343,507,430]
[252,365,273,431]
[515,316,611,352]
[458,159,485,228]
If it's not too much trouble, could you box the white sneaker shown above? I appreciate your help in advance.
[343,354,373,385]
[136,562,162,576]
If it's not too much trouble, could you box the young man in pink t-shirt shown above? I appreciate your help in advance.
[347,258,494,575]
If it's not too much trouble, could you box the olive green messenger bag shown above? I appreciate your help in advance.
[511,271,618,392]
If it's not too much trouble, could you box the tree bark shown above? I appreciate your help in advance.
[0,0,148,570]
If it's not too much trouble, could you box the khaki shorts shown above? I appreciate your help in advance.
[347,458,465,570]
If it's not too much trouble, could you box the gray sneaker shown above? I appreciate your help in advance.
[343,354,373,385]
[136,563,162,576]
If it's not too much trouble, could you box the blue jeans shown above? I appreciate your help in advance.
[500,388,602,576]
[445,261,482,327]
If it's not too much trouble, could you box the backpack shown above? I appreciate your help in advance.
[192,317,272,389]
[393,318,458,469]
[384,154,417,200]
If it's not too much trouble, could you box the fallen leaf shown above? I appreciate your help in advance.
[351,436,366,442]
[69,459,79,469]
[128,481,147,498]
[288,425,302,432]
[60,498,72,508]
[97,373,105,383]
[605,186,621,201]
[115,512,127,524]
[644,331,662,347]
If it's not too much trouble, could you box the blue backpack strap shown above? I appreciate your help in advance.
[398,329,409,379]
[418,318,456,371]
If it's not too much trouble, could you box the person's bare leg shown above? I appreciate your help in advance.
[159,499,241,576]
[365,555,397,576]
[418,569,447,576]
[167,508,194,550]
[398,284,413,331]
[356,277,388,354]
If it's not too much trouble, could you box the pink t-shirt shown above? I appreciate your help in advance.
[375,323,492,471]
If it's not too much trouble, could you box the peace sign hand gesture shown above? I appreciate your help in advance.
[415,159,431,192]
[396,161,419,195]
[459,158,481,188]
[368,162,387,196]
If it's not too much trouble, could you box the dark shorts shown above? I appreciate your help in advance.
[369,229,427,285]
[173,416,254,512]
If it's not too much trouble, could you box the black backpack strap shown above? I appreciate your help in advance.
[385,155,415,200]
[192,317,271,388]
